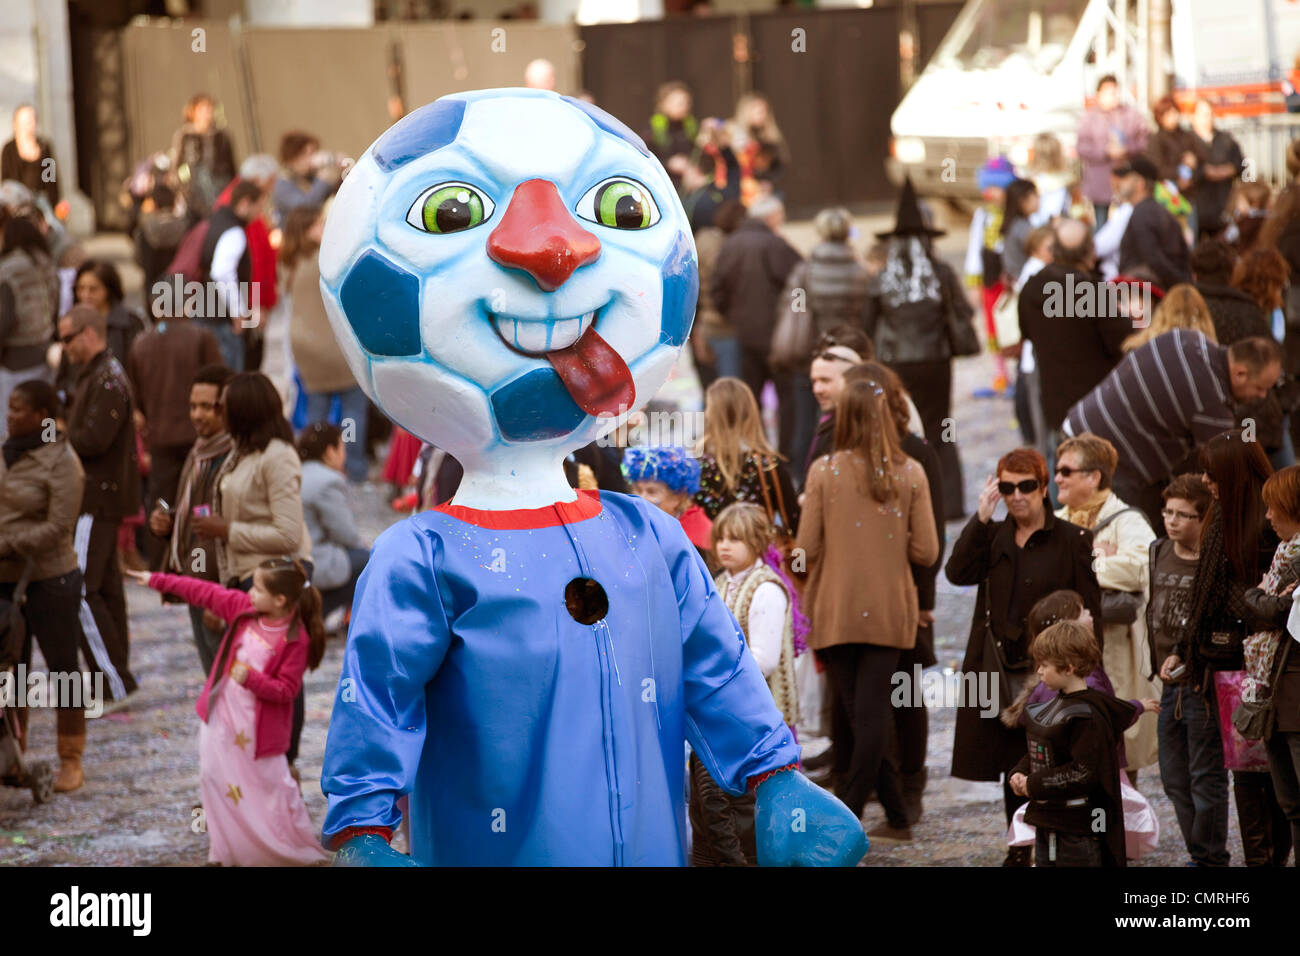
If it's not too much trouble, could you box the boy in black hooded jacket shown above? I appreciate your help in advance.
[1010,620,1159,866]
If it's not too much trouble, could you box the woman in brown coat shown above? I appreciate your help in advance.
[0,380,88,791]
[797,375,939,838]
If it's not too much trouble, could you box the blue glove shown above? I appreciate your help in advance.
[754,770,868,866]
[333,833,420,867]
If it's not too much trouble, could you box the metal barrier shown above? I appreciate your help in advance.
[1219,113,1300,191]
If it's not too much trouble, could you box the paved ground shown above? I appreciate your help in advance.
[0,215,1252,865]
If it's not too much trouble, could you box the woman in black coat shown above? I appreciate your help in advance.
[945,446,1100,865]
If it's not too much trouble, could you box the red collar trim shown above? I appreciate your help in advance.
[434,488,603,529]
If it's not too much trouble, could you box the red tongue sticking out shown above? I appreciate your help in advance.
[545,324,636,418]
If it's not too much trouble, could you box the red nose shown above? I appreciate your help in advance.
[486,179,601,292]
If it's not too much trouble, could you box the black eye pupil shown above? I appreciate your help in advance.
[615,194,643,228]
[436,199,472,232]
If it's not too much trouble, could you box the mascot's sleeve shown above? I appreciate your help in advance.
[320,521,450,842]
[641,503,800,796]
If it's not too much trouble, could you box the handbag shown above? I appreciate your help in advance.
[769,271,817,371]
[940,269,981,357]
[982,577,1035,706]
[991,287,1021,349]
[1232,636,1292,740]
[1214,670,1271,770]
[1091,506,1149,626]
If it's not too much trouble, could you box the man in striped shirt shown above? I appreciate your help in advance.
[1063,330,1281,526]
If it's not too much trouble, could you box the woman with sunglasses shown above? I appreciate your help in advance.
[1053,433,1160,781]
[946,446,1102,865]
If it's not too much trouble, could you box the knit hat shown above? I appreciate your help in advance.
[977,156,1016,192]
[620,445,701,495]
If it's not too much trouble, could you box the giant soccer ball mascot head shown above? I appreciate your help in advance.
[318,90,866,868]
[319,88,695,506]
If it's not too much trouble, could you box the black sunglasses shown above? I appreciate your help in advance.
[1054,465,1098,478]
[58,327,85,346]
[998,479,1040,495]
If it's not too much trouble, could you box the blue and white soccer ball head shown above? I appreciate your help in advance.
[318,88,698,493]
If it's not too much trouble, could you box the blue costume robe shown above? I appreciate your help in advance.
[321,489,799,865]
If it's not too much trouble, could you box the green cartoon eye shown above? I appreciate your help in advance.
[577,177,661,230]
[406,182,494,234]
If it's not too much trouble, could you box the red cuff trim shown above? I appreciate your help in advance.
[328,826,394,851]
[748,762,798,793]
[434,488,603,529]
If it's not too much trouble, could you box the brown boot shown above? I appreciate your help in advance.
[54,708,85,793]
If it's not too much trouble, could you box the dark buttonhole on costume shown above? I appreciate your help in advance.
[564,577,609,625]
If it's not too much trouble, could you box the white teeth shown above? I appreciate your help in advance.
[493,310,596,355]
[511,317,551,353]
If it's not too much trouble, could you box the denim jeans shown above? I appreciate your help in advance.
[304,386,370,483]
[1265,730,1300,863]
[1034,828,1102,866]
[787,373,817,490]
[196,317,244,372]
[1269,417,1296,472]
[706,335,741,381]
[319,546,370,621]
[0,362,51,441]
[1158,680,1231,865]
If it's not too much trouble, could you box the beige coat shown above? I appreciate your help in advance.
[215,438,311,584]
[1056,491,1161,770]
[288,254,356,394]
[0,437,84,582]
[797,451,939,649]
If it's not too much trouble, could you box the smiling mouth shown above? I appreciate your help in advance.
[487,304,637,419]
[490,310,598,355]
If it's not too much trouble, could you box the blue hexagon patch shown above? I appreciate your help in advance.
[492,368,586,442]
[372,98,467,173]
[339,250,422,356]
[659,230,697,347]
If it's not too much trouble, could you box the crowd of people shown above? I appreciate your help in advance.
[7,70,1300,869]
[0,95,376,865]
[580,73,1300,867]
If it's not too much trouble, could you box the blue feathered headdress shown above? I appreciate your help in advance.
[620,445,701,495]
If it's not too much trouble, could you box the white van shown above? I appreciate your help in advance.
[889,0,1300,198]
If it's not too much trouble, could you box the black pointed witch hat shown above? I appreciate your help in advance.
[876,176,946,239]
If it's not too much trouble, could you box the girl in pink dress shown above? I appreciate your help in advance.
[127,557,330,865]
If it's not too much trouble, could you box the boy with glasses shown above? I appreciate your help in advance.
[1147,472,1226,865]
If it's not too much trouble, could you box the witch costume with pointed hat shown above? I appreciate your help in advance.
[863,177,972,521]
